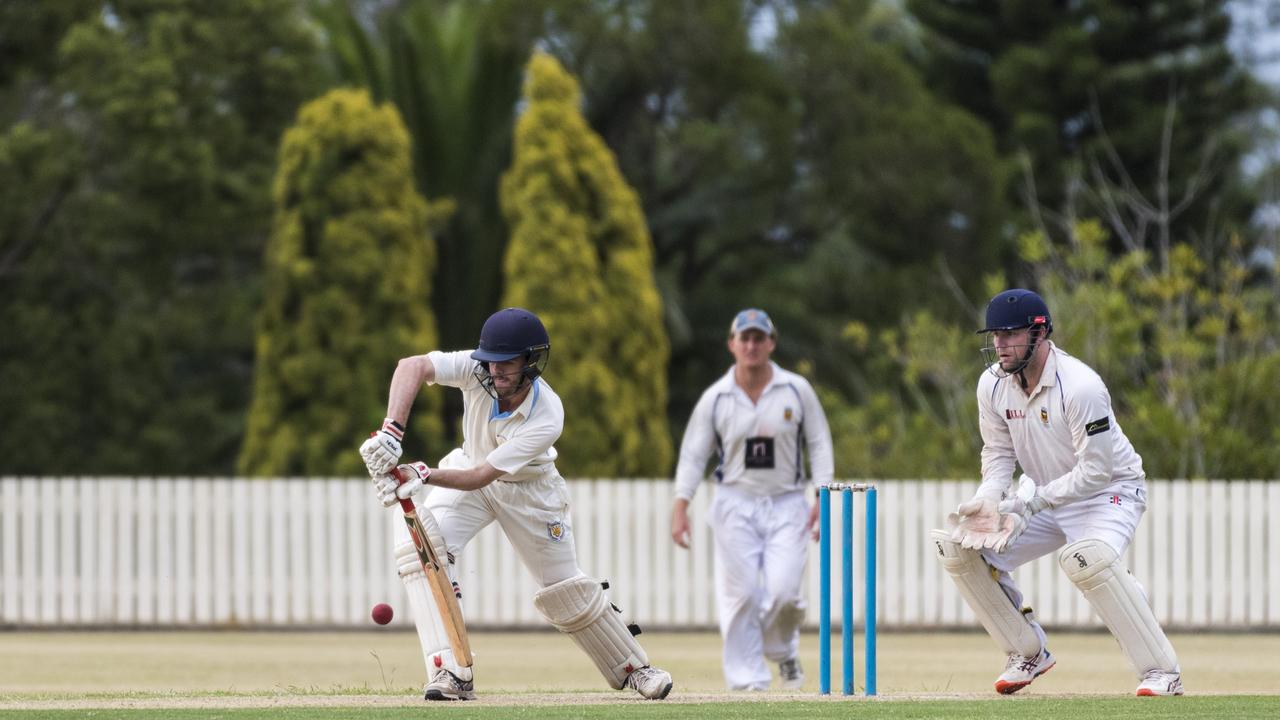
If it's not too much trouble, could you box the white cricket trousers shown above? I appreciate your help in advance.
[709,484,810,691]
[420,470,583,588]
[981,480,1148,651]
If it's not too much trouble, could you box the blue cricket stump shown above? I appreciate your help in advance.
[818,483,877,696]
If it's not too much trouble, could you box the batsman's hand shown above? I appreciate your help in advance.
[360,418,404,476]
[371,473,400,508]
[392,461,432,499]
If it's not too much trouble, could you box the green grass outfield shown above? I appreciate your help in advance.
[1,630,1277,718]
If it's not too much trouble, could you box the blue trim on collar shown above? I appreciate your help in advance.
[490,397,510,420]
[490,380,540,421]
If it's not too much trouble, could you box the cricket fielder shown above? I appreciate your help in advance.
[360,307,673,701]
[937,289,1183,696]
[671,308,834,691]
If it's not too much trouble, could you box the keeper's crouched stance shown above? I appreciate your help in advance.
[360,308,673,701]
[937,289,1183,697]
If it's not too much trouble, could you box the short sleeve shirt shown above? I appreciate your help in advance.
[427,350,563,481]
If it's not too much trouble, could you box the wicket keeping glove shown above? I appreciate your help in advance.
[992,474,1049,552]
[997,473,1050,520]
[360,418,404,476]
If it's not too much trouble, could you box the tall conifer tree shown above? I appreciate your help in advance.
[908,0,1254,241]
[239,89,445,476]
[500,53,671,477]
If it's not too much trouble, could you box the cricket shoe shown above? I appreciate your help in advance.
[1136,669,1184,696]
[994,648,1055,694]
[624,665,673,700]
[778,658,805,690]
[424,668,475,701]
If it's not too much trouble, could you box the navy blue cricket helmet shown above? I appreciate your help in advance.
[977,289,1052,335]
[472,308,550,362]
[471,308,550,399]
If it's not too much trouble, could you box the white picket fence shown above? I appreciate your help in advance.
[1,477,1277,630]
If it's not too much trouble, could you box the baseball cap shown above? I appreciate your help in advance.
[729,308,776,337]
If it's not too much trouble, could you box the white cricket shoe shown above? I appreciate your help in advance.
[424,667,475,701]
[1136,669,1184,696]
[624,665,673,700]
[994,648,1055,694]
[778,658,805,689]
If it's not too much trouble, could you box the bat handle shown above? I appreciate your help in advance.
[390,467,417,513]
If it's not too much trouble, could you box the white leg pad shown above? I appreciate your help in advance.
[1059,538,1178,676]
[931,529,1041,657]
[533,575,648,690]
[395,507,471,680]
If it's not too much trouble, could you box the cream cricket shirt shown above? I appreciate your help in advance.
[675,362,834,500]
[427,350,562,481]
[975,342,1145,507]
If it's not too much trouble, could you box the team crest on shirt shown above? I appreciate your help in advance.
[784,407,793,422]
[1040,407,1049,425]
[547,520,566,542]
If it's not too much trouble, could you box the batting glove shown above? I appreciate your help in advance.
[360,418,404,476]
[392,461,431,499]
[371,473,399,508]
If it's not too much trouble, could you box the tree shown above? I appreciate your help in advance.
[313,0,539,439]
[500,52,672,477]
[536,1,1007,429]
[0,0,319,474]
[907,0,1257,247]
[239,88,449,476]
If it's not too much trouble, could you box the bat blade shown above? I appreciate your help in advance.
[392,469,473,666]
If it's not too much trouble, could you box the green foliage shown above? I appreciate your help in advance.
[0,0,319,474]
[238,89,448,476]
[538,1,1008,433]
[822,312,984,479]
[312,0,536,388]
[500,53,672,477]
[907,0,1257,242]
[1026,220,1280,478]
[826,217,1280,479]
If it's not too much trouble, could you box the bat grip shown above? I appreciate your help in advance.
[390,467,418,513]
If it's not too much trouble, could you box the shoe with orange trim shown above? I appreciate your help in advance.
[994,649,1055,694]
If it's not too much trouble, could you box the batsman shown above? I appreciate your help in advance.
[936,289,1183,697]
[359,307,673,701]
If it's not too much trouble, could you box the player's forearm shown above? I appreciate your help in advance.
[386,355,435,423]
[428,463,503,491]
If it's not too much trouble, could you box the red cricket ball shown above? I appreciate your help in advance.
[371,602,394,625]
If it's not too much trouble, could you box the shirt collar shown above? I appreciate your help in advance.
[1030,342,1059,393]
[725,361,782,396]
[490,379,540,420]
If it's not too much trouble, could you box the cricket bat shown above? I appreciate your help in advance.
[391,467,474,667]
